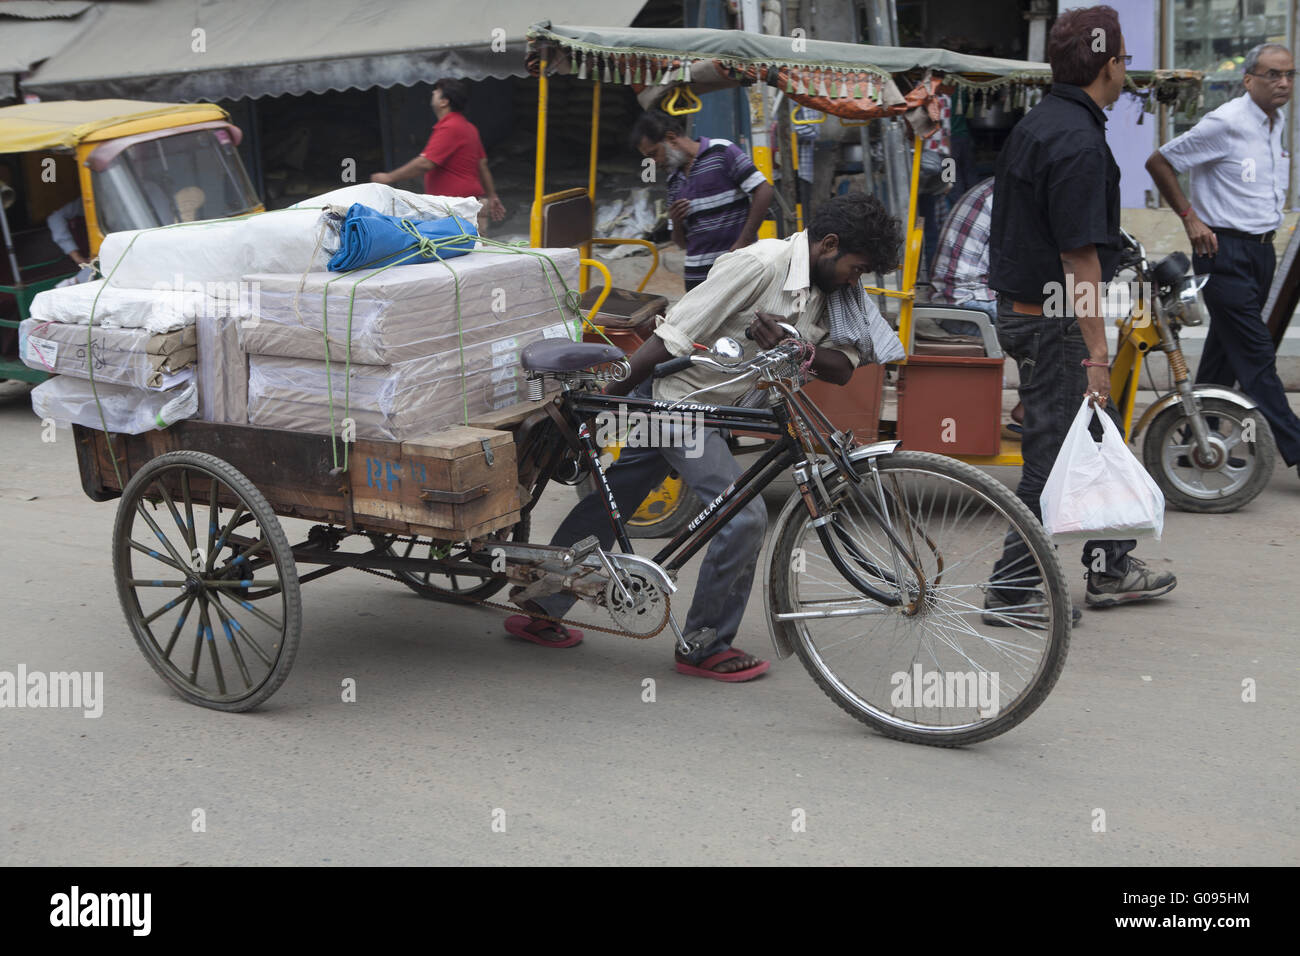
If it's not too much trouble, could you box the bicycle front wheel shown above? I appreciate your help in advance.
[767,451,1070,746]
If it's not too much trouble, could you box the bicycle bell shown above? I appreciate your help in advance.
[712,336,744,362]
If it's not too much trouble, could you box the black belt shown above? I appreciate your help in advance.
[1213,227,1276,244]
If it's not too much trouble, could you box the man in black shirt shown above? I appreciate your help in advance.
[986,4,1176,622]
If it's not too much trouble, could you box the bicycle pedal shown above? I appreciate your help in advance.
[564,535,601,566]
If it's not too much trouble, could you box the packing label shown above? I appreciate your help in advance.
[26,336,59,370]
[542,323,569,339]
[493,380,518,399]
[491,351,518,369]
[490,366,516,384]
[490,337,518,354]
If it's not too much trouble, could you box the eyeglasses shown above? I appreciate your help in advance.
[1113,55,1133,65]
[1249,69,1297,82]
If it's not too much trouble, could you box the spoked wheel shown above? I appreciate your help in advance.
[767,451,1070,747]
[112,451,302,712]
[368,515,530,602]
[1142,396,1275,513]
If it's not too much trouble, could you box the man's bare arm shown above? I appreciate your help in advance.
[732,181,774,249]
[1059,244,1112,403]
[1145,151,1217,256]
[371,155,434,185]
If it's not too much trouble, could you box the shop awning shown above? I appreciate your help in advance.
[0,1,96,96]
[22,0,652,102]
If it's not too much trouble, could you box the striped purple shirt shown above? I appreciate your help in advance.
[666,138,768,284]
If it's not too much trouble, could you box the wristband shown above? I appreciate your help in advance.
[1177,206,1194,219]
[1081,358,1109,368]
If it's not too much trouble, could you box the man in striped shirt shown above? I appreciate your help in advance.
[633,110,775,290]
[514,193,902,681]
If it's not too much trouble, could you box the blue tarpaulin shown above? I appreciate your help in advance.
[328,203,477,272]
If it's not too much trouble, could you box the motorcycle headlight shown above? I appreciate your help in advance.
[1171,274,1210,326]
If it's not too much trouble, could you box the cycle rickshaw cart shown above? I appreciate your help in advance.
[73,28,1204,744]
[526,24,1265,516]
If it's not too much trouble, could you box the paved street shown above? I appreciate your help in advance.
[1,380,1297,866]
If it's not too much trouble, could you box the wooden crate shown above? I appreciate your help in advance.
[74,420,522,542]
[349,426,520,539]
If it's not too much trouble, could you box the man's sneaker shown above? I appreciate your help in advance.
[1085,556,1177,608]
[982,588,1081,628]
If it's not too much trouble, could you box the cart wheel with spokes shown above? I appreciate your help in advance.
[368,515,530,602]
[112,450,302,712]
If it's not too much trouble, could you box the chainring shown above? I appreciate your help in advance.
[602,570,670,638]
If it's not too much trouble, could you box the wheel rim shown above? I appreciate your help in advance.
[783,463,1062,736]
[116,463,292,705]
[1160,413,1259,500]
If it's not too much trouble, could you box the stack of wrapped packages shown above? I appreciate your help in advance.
[27,184,582,439]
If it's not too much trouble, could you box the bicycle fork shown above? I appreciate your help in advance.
[791,456,928,613]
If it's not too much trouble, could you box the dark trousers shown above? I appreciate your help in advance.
[990,306,1136,596]
[533,380,767,660]
[1194,234,1300,466]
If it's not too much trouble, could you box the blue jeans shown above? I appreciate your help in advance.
[533,380,768,661]
[988,305,1136,597]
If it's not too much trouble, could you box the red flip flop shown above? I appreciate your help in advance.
[504,615,583,648]
[674,648,770,682]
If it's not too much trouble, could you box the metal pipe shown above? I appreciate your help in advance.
[530,56,549,248]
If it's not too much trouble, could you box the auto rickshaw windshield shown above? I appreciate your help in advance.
[90,128,259,234]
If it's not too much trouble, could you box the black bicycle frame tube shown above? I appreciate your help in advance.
[654,434,798,570]
[568,391,786,435]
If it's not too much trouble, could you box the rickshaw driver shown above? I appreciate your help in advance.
[507,193,903,682]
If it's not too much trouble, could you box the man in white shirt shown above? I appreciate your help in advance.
[513,193,902,681]
[1145,43,1300,474]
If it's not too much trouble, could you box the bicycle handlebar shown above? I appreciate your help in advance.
[652,340,804,380]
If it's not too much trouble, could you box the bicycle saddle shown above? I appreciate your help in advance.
[521,340,625,373]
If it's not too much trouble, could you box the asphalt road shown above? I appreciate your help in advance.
[1,380,1297,866]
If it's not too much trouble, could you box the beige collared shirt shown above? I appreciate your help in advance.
[651,231,861,404]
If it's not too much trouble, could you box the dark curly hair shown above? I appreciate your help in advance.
[629,110,685,150]
[807,192,902,273]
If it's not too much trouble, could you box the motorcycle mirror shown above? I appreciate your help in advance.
[712,336,744,360]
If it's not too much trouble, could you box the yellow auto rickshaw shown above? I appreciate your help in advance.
[0,99,263,382]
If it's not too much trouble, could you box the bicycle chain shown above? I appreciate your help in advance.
[354,534,670,639]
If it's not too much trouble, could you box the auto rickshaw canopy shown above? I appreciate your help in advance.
[0,99,230,153]
[527,22,1204,125]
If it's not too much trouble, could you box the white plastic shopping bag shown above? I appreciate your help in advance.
[1040,398,1165,540]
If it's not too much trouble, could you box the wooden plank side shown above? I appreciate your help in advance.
[466,398,555,431]
[399,426,514,460]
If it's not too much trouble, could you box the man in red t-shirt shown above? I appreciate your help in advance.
[372,78,506,233]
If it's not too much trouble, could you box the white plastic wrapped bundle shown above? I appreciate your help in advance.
[196,313,248,424]
[19,318,195,390]
[238,248,581,365]
[32,376,198,434]
[97,208,336,290]
[289,184,481,223]
[246,329,550,440]
[28,280,203,333]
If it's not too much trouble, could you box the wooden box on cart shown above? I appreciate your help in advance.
[73,420,521,542]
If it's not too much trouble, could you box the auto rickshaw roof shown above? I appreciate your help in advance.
[0,99,229,153]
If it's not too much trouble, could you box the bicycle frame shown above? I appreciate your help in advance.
[519,375,927,613]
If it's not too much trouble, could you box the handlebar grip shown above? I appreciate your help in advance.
[652,355,695,378]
